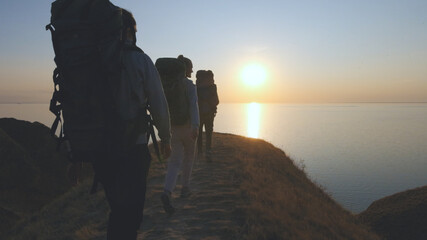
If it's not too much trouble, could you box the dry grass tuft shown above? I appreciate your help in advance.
[2,179,109,240]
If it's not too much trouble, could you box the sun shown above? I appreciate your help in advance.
[240,63,267,87]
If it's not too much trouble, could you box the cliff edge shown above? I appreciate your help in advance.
[1,118,379,239]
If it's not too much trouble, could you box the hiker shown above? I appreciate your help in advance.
[196,70,219,156]
[53,7,171,239]
[156,55,200,215]
[98,10,171,239]
[104,10,170,239]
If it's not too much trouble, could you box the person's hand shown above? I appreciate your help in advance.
[67,161,82,186]
[161,141,171,159]
[191,126,199,141]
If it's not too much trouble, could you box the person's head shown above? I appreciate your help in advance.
[122,9,137,44]
[177,55,193,78]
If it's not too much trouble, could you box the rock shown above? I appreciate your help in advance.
[359,185,427,240]
[0,127,41,214]
[0,206,20,235]
[0,118,72,235]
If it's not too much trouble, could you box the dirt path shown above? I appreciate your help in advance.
[138,136,245,240]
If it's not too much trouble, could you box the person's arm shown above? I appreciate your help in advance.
[187,79,200,139]
[138,53,171,145]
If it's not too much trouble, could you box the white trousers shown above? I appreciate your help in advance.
[164,124,197,193]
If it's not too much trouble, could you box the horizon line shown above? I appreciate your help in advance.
[1,101,427,105]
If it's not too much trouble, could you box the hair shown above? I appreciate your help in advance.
[122,9,137,44]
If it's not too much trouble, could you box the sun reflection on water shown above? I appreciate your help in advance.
[247,102,261,138]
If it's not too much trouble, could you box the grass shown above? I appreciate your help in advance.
[219,134,380,240]
[3,179,109,240]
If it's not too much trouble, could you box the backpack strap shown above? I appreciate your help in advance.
[49,67,65,151]
[46,14,64,150]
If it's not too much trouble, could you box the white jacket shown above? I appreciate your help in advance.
[118,46,171,144]
[185,78,200,129]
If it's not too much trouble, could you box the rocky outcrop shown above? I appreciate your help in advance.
[0,127,41,211]
[359,185,427,240]
[0,118,73,235]
[0,206,20,235]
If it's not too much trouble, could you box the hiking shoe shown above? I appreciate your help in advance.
[161,192,175,215]
[180,186,192,198]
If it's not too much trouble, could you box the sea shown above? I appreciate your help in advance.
[1,103,426,213]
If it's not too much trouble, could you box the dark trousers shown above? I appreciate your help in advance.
[92,144,151,240]
[198,113,215,153]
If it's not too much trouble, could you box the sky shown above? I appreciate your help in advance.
[0,0,426,103]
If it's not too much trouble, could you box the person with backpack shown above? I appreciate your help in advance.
[155,55,199,215]
[95,10,171,239]
[47,3,171,239]
[196,70,219,157]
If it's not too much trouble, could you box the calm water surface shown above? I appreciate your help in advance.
[1,103,427,213]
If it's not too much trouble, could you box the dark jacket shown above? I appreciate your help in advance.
[197,84,219,116]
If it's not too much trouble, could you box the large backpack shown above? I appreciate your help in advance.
[155,58,190,126]
[46,0,152,163]
[197,84,219,116]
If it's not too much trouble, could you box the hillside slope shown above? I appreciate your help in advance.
[0,118,71,205]
[2,131,379,240]
[0,118,76,235]
[359,185,427,240]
